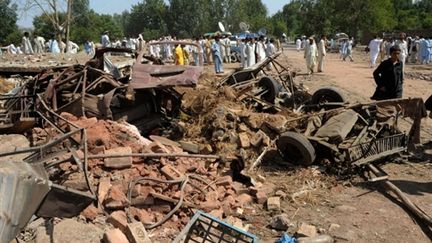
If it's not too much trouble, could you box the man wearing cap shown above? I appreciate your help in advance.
[371,46,404,100]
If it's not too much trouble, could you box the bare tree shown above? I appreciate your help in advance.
[21,0,74,52]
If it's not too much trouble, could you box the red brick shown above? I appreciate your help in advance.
[81,204,100,221]
[256,191,268,204]
[106,211,128,231]
[103,228,129,243]
[160,164,183,180]
[125,222,152,243]
[200,200,221,212]
[104,147,132,169]
[98,177,111,205]
[232,182,249,195]
[104,184,129,209]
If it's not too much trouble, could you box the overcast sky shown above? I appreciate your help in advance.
[16,0,288,28]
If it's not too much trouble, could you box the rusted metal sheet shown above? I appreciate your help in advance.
[130,41,203,89]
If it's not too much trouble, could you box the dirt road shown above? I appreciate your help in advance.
[273,45,432,243]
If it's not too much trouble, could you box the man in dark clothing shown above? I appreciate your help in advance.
[371,46,404,100]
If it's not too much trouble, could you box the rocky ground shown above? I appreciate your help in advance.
[4,45,432,243]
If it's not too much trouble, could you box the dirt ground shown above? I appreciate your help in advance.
[200,45,432,242]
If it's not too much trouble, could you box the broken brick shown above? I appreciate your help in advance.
[104,146,132,169]
[106,211,128,231]
[200,200,221,212]
[98,177,111,205]
[236,193,253,207]
[81,204,100,221]
[232,182,249,195]
[125,222,152,243]
[103,228,129,243]
[256,191,268,204]
[160,164,183,180]
[129,207,153,225]
[267,197,281,211]
[238,132,250,148]
[104,184,129,209]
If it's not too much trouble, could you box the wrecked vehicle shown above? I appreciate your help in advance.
[219,52,346,113]
[0,42,203,135]
[275,98,426,172]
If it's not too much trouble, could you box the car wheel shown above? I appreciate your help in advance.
[230,54,238,63]
[277,131,316,165]
[311,87,346,104]
[257,76,282,103]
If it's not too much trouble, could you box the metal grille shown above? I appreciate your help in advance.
[345,133,408,166]
[173,211,258,243]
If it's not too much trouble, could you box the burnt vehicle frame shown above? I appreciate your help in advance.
[219,52,346,113]
[0,42,203,135]
[274,98,426,171]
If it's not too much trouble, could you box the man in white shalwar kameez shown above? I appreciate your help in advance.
[395,32,408,74]
[22,32,34,54]
[246,37,256,68]
[304,37,318,74]
[296,38,302,51]
[256,36,266,63]
[368,35,382,68]
[239,39,246,68]
[317,35,327,72]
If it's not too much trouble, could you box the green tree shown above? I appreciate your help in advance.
[125,0,168,39]
[0,0,19,45]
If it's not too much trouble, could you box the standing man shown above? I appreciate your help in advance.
[296,37,302,52]
[22,32,34,54]
[212,36,223,74]
[371,46,403,100]
[317,35,327,72]
[255,36,266,63]
[224,35,231,63]
[239,38,246,68]
[304,37,318,74]
[409,36,419,64]
[175,44,184,65]
[205,36,212,65]
[101,31,110,48]
[266,38,276,70]
[395,32,408,73]
[33,34,45,54]
[84,40,95,56]
[246,37,256,68]
[368,35,382,68]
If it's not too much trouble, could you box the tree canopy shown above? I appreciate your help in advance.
[2,0,431,46]
[0,0,20,45]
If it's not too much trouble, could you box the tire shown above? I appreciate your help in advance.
[277,131,316,165]
[257,76,282,103]
[230,54,238,63]
[311,87,346,104]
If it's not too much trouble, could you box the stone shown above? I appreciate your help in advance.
[125,222,152,243]
[297,235,334,243]
[35,219,103,243]
[275,190,287,198]
[267,197,280,211]
[236,193,254,207]
[328,223,341,233]
[297,223,317,238]
[103,228,129,243]
[104,146,132,169]
[200,144,213,154]
[269,214,291,231]
[98,177,112,205]
[256,191,268,204]
[238,123,249,132]
[160,164,183,180]
[106,211,128,231]
[179,141,200,154]
[335,205,357,213]
[238,132,250,148]
[201,200,221,212]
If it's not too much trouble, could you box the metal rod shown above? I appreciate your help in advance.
[87,153,220,160]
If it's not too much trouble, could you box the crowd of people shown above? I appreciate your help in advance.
[145,33,280,74]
